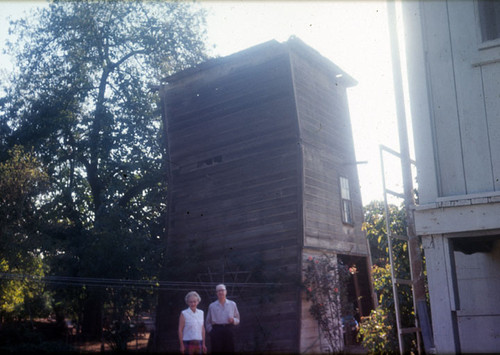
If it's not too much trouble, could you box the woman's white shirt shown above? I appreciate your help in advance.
[181,308,204,341]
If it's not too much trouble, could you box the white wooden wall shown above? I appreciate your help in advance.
[454,242,500,352]
[421,236,460,353]
[405,0,500,204]
[422,235,500,353]
[403,1,500,353]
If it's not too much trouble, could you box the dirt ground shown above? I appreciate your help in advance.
[73,333,150,352]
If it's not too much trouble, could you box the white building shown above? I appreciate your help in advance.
[402,1,500,353]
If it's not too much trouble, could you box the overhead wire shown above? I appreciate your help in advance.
[0,272,283,291]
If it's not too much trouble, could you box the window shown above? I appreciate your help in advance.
[340,176,353,225]
[478,0,500,42]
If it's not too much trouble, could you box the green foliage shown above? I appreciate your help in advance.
[0,258,50,321]
[0,146,48,255]
[362,200,408,268]
[371,264,414,325]
[0,146,48,207]
[359,202,419,353]
[371,264,394,310]
[303,255,352,352]
[0,146,49,320]
[357,308,397,354]
[357,264,410,352]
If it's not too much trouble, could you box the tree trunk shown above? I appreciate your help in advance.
[81,290,103,341]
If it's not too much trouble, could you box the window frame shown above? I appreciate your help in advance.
[339,176,354,226]
[473,0,500,66]
[477,0,500,44]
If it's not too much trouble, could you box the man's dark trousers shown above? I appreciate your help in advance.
[210,324,234,353]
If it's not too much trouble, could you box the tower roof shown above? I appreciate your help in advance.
[161,36,357,89]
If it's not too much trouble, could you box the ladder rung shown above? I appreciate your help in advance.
[399,327,420,335]
[395,278,414,286]
[385,188,405,199]
[380,145,401,158]
[380,145,416,165]
[390,234,409,241]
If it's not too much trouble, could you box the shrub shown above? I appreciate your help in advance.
[358,308,398,353]
[303,254,352,353]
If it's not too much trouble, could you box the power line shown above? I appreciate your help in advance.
[0,273,283,291]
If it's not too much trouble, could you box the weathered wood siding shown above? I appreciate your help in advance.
[161,42,302,352]
[287,43,370,352]
[157,39,372,353]
[289,44,367,255]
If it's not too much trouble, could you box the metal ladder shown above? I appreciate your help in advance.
[379,144,422,354]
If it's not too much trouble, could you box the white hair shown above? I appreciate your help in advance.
[185,291,201,304]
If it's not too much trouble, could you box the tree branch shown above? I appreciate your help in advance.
[111,49,148,69]
[118,172,161,208]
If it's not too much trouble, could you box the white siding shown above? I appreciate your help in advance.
[421,0,466,197]
[404,1,500,353]
[482,64,500,191]
[409,1,500,200]
[447,0,494,194]
[454,242,500,352]
[402,0,439,205]
[421,236,460,353]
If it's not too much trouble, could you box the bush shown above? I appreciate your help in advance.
[303,254,353,353]
[358,308,397,354]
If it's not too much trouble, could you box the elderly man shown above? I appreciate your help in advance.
[205,284,240,353]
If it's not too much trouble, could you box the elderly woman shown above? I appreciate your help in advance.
[178,291,207,354]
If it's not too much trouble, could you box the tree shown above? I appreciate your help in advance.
[1,0,208,338]
[363,200,409,272]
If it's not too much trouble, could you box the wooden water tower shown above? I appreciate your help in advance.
[156,37,374,353]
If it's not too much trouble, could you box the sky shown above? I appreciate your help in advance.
[0,0,410,205]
